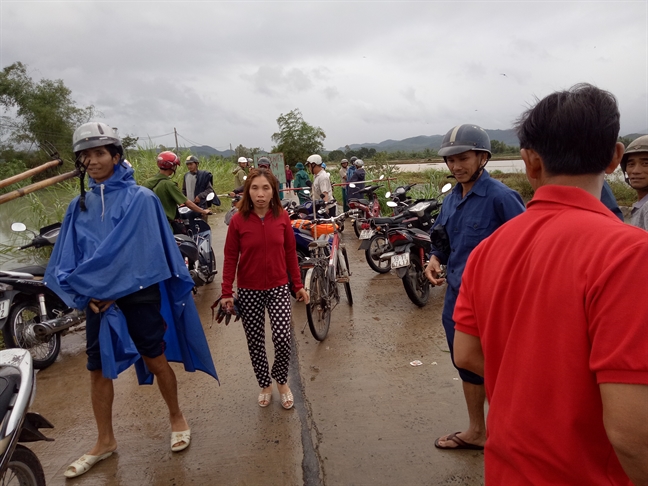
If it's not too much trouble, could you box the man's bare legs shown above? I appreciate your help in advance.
[86,354,188,456]
[436,382,487,448]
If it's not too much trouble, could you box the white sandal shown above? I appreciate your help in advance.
[280,390,294,410]
[258,392,272,408]
[63,452,113,478]
[171,429,191,452]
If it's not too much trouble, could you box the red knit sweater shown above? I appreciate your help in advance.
[221,209,303,298]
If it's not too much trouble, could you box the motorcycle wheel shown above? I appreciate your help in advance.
[1,444,46,486]
[402,254,431,307]
[353,218,363,238]
[306,265,331,341]
[3,302,61,370]
[338,247,353,305]
[365,234,391,274]
[206,249,216,284]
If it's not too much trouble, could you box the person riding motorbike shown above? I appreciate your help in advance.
[143,151,211,234]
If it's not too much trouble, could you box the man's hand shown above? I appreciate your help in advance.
[295,288,310,304]
[194,196,201,204]
[202,209,212,216]
[424,255,446,286]
[89,299,114,314]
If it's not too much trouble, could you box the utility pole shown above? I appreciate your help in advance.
[174,127,179,154]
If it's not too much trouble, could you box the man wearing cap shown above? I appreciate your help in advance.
[621,135,648,230]
[182,155,217,209]
[307,154,335,216]
[233,157,248,188]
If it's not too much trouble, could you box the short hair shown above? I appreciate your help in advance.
[515,83,620,175]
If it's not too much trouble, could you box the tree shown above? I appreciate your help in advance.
[234,144,263,159]
[271,108,325,165]
[0,62,94,159]
[328,150,345,162]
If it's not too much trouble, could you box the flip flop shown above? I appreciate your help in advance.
[63,452,113,478]
[171,429,191,452]
[434,431,484,450]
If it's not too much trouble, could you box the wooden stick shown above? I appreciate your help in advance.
[0,169,80,205]
[0,159,63,189]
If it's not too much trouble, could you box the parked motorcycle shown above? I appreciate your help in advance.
[176,193,217,290]
[348,175,386,237]
[223,193,242,226]
[1,223,85,369]
[0,347,54,486]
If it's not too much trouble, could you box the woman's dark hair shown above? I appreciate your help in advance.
[237,168,283,219]
[515,83,620,175]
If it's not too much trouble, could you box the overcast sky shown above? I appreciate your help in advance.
[1,0,647,152]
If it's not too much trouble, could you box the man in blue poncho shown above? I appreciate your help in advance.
[44,122,218,479]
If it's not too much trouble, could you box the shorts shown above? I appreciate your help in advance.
[85,284,167,372]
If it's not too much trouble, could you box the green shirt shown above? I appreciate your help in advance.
[142,173,187,221]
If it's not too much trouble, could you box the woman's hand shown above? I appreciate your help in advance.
[295,288,310,304]
[221,297,234,311]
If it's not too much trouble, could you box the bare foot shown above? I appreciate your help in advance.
[88,440,118,457]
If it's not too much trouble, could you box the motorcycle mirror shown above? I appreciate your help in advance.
[303,189,310,195]
[386,201,398,208]
[441,183,452,194]
[379,174,385,180]
[349,183,356,188]
[11,223,27,233]
[385,191,391,198]
[206,193,215,201]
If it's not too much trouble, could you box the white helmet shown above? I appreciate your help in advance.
[237,156,248,164]
[307,154,323,165]
[72,122,123,156]
[354,159,364,167]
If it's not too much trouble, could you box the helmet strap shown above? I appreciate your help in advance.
[75,153,88,211]
[466,154,489,183]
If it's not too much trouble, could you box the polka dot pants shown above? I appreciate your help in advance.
[238,284,292,388]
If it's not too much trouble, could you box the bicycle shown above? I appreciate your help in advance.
[300,208,356,341]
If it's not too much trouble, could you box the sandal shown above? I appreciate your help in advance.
[63,452,113,478]
[280,390,294,410]
[258,392,272,408]
[171,429,191,452]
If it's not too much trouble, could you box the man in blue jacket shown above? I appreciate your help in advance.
[45,122,217,478]
[424,124,525,451]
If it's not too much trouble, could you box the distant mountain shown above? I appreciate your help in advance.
[337,129,520,153]
[184,145,234,157]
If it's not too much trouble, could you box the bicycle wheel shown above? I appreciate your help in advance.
[306,265,331,341]
[338,247,353,306]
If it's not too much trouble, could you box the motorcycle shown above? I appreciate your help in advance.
[348,175,386,237]
[0,346,54,486]
[223,193,242,226]
[0,223,85,370]
[175,193,217,290]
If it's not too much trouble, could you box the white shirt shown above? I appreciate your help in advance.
[312,170,333,201]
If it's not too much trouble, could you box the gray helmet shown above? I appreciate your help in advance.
[257,157,271,168]
[341,158,348,165]
[349,156,358,163]
[247,157,253,164]
[185,155,199,164]
[354,159,364,167]
[438,124,491,159]
[72,122,123,156]
[621,135,648,174]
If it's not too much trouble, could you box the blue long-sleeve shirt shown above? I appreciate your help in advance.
[431,171,525,294]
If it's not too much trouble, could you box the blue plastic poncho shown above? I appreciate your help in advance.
[44,163,218,385]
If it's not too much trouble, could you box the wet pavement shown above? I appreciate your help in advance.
[28,214,484,486]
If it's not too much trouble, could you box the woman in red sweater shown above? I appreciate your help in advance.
[221,168,309,409]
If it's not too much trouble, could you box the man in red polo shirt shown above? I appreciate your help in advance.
[453,83,648,485]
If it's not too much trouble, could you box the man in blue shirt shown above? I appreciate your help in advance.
[425,124,525,450]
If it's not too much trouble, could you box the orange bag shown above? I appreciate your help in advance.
[311,223,338,236]
[291,219,313,235]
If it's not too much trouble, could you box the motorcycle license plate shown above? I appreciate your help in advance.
[391,252,410,269]
[0,299,9,319]
[359,229,375,240]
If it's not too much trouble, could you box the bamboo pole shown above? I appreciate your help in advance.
[0,159,63,189]
[0,169,80,205]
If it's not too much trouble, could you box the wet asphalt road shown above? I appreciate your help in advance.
[28,214,484,486]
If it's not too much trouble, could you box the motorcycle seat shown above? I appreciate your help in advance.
[174,234,193,243]
[410,228,430,237]
[372,215,405,225]
[8,265,47,277]
[350,198,370,206]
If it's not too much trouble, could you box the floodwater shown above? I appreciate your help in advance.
[26,214,485,486]
[394,159,525,173]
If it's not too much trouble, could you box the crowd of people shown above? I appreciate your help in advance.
[41,82,647,483]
